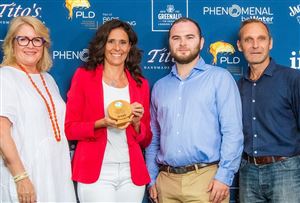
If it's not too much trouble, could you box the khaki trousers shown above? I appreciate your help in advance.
[156,164,230,203]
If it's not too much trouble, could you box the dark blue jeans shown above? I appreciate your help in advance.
[239,155,300,203]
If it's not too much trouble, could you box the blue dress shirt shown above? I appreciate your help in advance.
[238,58,300,157]
[146,58,244,186]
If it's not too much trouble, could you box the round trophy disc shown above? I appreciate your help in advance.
[108,100,132,126]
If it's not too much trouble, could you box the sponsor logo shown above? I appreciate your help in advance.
[64,0,98,30]
[102,13,136,26]
[203,4,274,24]
[0,2,42,24]
[75,10,95,19]
[52,48,89,62]
[209,41,242,76]
[289,4,300,24]
[157,5,182,21]
[290,50,300,69]
[151,0,187,32]
[65,0,90,19]
[209,41,235,64]
[143,47,174,70]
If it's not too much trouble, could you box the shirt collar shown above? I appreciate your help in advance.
[244,57,276,80]
[170,57,208,77]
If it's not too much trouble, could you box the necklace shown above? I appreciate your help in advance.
[103,71,127,87]
[18,64,61,142]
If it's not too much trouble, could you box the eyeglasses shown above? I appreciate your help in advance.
[14,36,46,47]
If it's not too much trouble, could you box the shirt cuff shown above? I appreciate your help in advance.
[214,167,234,186]
[147,179,156,189]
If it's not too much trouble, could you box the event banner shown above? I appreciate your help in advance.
[0,1,299,202]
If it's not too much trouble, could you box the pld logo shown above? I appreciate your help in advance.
[209,41,239,65]
[290,51,300,69]
[65,0,91,19]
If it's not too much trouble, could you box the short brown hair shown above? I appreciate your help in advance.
[168,17,202,39]
[238,19,271,40]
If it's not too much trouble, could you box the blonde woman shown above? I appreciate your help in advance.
[0,16,76,202]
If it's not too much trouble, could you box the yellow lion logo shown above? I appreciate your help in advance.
[65,0,90,19]
[209,41,235,65]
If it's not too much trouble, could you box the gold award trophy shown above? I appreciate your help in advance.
[108,100,132,127]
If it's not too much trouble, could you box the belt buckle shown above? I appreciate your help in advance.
[253,157,258,165]
[167,166,170,173]
[194,164,199,173]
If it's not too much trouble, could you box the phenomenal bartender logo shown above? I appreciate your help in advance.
[203,4,274,24]
[209,41,235,64]
[289,4,300,24]
[53,48,89,62]
[65,0,90,19]
[290,51,300,70]
[228,4,241,17]
[0,2,42,24]
[152,0,187,32]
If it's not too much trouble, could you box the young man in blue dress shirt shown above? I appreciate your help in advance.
[237,19,300,203]
[146,17,244,203]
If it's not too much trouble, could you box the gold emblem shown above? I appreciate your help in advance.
[65,0,90,19]
[209,41,235,64]
[108,100,132,127]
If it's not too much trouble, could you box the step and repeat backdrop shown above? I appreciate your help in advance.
[1,0,299,202]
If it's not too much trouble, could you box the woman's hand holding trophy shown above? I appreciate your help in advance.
[107,100,144,131]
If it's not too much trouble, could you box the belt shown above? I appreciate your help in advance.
[242,153,287,165]
[159,161,219,174]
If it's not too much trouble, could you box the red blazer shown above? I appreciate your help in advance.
[65,64,152,185]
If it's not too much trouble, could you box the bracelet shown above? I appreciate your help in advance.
[13,172,29,183]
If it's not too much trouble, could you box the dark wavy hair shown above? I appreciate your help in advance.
[85,19,143,85]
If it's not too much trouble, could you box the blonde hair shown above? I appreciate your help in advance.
[1,16,52,72]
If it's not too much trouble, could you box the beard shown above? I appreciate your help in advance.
[170,45,200,64]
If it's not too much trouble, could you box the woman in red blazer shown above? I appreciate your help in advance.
[65,19,152,202]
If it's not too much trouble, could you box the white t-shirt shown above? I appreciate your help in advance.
[102,81,130,163]
[0,66,76,202]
